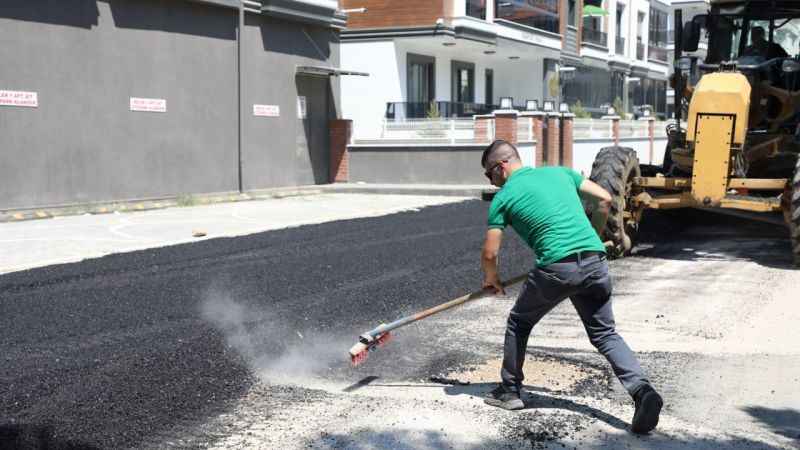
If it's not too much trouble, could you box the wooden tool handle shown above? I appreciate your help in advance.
[366,273,528,337]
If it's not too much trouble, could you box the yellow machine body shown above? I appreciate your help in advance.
[685,72,751,206]
[635,71,784,213]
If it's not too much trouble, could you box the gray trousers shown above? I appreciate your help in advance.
[501,253,649,396]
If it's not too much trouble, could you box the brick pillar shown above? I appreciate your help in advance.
[646,117,656,164]
[603,115,621,145]
[474,114,494,143]
[546,113,560,166]
[329,119,352,183]
[493,110,518,144]
[532,114,545,167]
[561,113,575,168]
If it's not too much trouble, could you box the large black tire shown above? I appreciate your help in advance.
[791,155,800,267]
[590,146,642,258]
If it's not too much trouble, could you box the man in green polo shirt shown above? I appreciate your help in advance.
[480,139,662,434]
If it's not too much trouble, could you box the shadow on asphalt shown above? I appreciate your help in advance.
[0,424,100,450]
[632,209,796,270]
[441,382,629,431]
[342,375,380,392]
[742,406,800,443]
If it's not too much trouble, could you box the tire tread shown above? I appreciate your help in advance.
[590,146,640,257]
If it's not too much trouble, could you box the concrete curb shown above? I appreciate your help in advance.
[0,188,322,224]
[0,184,497,223]
[317,183,497,198]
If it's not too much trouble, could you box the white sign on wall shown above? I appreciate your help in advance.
[130,97,167,113]
[253,104,280,117]
[297,96,307,119]
[0,90,38,108]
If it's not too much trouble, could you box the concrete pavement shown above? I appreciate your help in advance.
[0,193,471,274]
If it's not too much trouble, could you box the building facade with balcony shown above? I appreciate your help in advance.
[338,0,674,137]
[572,0,672,119]
[338,0,567,137]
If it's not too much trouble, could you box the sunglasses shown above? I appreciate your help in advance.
[484,161,505,180]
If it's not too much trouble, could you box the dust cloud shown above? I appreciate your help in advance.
[199,290,352,384]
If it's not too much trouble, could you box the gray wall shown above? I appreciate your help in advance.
[347,145,487,184]
[240,14,340,190]
[0,1,341,210]
[0,0,240,209]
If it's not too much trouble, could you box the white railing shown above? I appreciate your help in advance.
[573,118,614,140]
[517,118,535,142]
[654,122,670,139]
[352,118,494,145]
[619,120,651,139]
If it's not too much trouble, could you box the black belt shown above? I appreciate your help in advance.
[554,251,605,263]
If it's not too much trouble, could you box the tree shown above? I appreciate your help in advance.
[613,97,624,116]
[572,100,592,118]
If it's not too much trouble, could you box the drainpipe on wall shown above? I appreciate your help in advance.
[236,6,244,193]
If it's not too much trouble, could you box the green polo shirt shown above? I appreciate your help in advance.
[488,166,605,266]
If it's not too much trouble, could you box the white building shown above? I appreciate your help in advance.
[339,0,675,137]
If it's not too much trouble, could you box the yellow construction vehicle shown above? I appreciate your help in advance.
[590,0,800,266]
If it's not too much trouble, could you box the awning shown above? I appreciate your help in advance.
[583,5,609,17]
[296,66,369,77]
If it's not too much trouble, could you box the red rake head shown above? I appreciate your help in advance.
[348,332,392,367]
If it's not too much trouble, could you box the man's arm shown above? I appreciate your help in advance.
[481,228,505,295]
[579,179,613,237]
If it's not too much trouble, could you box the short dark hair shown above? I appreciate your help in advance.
[481,139,520,168]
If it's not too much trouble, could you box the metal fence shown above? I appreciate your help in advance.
[385,101,498,119]
[583,28,608,47]
[648,44,668,62]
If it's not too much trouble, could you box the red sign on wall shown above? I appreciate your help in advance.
[253,104,280,117]
[130,97,167,113]
[0,90,38,108]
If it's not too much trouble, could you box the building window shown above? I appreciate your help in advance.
[452,61,475,104]
[485,69,494,106]
[407,53,435,117]
[467,0,487,20]
[495,0,560,34]
[616,3,626,55]
[582,0,606,46]
[648,7,668,47]
[562,64,617,114]
[568,0,576,27]
[637,11,646,60]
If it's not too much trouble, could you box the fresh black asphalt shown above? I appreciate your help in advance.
[0,200,532,449]
[3,199,792,449]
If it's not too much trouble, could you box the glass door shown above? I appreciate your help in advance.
[406,53,435,118]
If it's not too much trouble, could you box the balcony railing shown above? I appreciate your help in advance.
[582,28,607,47]
[648,44,668,62]
[649,30,669,47]
[637,41,645,60]
[616,37,625,55]
[385,101,499,119]
[494,0,561,34]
